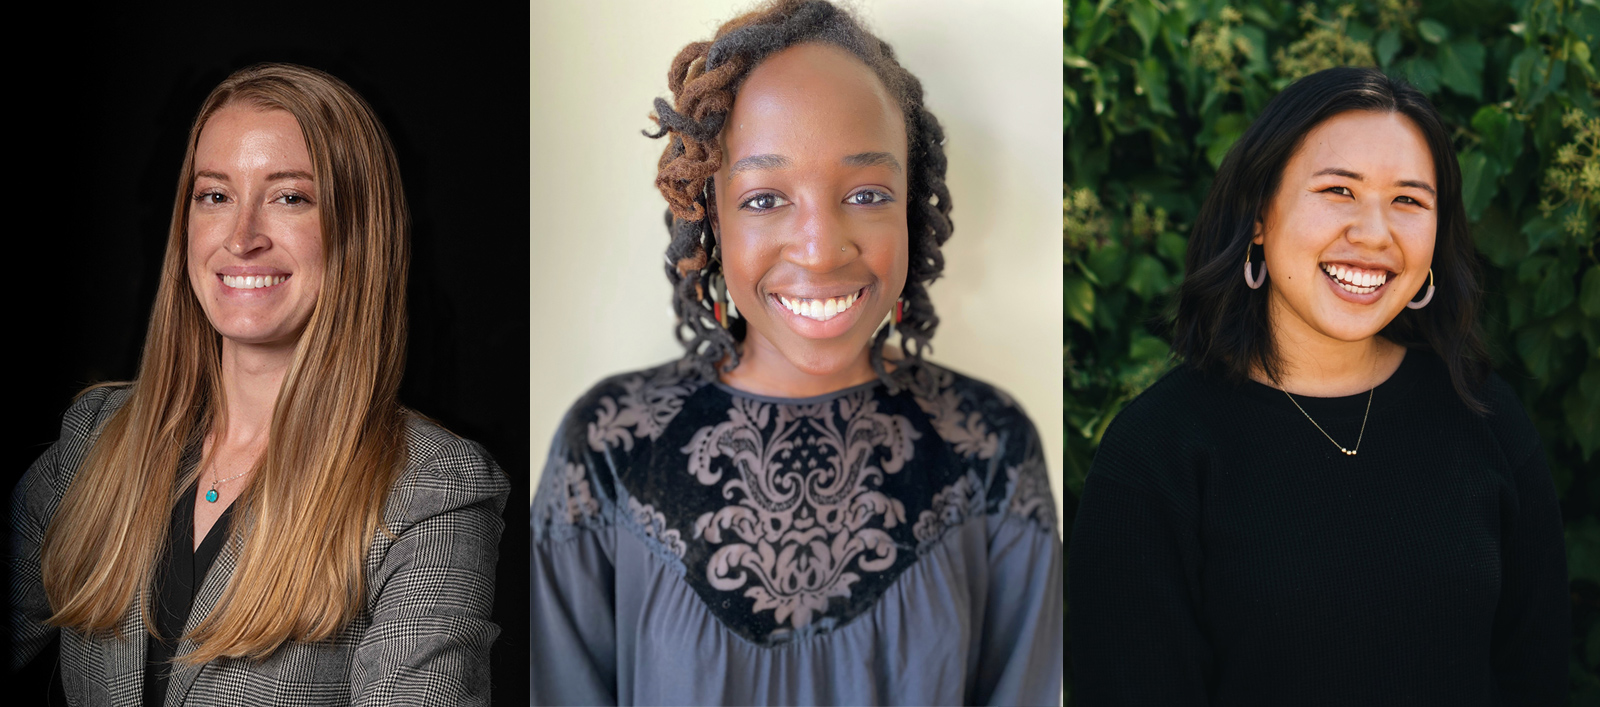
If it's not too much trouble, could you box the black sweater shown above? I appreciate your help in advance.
[1068,349,1569,705]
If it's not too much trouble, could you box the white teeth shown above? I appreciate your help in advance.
[221,275,288,290]
[779,289,861,321]
[1321,264,1387,295]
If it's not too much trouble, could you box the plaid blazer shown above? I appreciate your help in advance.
[10,386,510,706]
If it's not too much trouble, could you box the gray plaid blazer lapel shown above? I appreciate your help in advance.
[163,533,241,707]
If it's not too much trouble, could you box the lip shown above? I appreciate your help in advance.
[1319,264,1390,304]
[767,286,870,339]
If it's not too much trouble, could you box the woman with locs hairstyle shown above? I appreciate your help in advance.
[1068,67,1569,704]
[530,1,1063,704]
[9,63,508,705]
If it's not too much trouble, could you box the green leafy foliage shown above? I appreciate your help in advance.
[1066,0,1600,700]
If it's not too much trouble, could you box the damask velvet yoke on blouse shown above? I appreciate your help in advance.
[531,360,1063,706]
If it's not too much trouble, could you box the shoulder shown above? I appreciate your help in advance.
[388,413,510,523]
[1089,362,1215,494]
[60,384,133,441]
[1474,369,1543,469]
[905,361,1056,532]
[552,358,707,455]
[534,358,706,542]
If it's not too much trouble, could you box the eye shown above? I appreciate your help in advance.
[1324,186,1352,197]
[738,193,789,212]
[277,192,312,206]
[848,189,893,206]
[1395,195,1424,207]
[193,191,227,205]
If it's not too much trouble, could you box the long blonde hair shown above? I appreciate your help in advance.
[40,63,410,663]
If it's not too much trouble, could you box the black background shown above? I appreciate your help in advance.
[7,8,531,704]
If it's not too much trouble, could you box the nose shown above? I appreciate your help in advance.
[224,201,271,257]
[1346,198,1394,248]
[783,201,857,271]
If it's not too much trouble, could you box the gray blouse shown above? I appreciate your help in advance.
[531,359,1063,706]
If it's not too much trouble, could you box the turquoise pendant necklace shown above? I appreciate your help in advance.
[206,467,251,503]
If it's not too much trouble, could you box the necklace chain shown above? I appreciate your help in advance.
[1280,386,1374,456]
[209,466,251,488]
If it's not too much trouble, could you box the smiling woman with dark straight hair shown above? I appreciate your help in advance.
[1068,66,1569,705]
[528,1,1062,705]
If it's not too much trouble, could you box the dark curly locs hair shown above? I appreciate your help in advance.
[643,0,953,388]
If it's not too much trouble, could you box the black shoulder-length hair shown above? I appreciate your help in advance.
[1171,66,1489,412]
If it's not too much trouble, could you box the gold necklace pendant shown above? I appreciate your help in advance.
[1280,386,1374,457]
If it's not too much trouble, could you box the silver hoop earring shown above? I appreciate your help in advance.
[1244,247,1267,289]
[1406,268,1435,310]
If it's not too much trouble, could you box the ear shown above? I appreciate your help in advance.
[1252,218,1265,246]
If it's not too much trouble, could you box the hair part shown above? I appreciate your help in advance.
[41,62,412,663]
[1171,66,1489,412]
[645,0,953,389]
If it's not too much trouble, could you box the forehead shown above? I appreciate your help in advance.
[720,42,906,162]
[195,104,312,170]
[1286,110,1434,180]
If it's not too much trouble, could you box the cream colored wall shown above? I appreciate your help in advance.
[528,1,1065,537]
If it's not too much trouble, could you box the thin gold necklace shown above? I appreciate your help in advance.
[1280,385,1374,456]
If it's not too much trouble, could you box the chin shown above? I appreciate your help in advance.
[775,338,871,378]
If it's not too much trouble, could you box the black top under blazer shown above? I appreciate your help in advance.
[9,386,510,706]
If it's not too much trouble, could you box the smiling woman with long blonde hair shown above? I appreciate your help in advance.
[10,63,508,706]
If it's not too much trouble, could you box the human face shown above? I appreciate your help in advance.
[713,42,910,380]
[187,105,323,352]
[1256,110,1437,347]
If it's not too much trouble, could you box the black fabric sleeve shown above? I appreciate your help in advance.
[1069,471,1213,706]
[1488,446,1570,705]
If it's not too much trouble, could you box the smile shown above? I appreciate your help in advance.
[1320,263,1389,295]
[221,274,290,290]
[776,289,862,322]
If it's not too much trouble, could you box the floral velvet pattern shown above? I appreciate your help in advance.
[533,359,1054,647]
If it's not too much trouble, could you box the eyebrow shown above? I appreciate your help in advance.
[1312,167,1435,197]
[193,169,315,182]
[842,151,902,174]
[727,151,904,178]
[728,154,792,177]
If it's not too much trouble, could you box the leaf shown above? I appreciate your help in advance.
[1124,254,1170,300]
[1418,18,1451,44]
[1066,273,1095,329]
[1521,216,1565,255]
[1126,0,1160,54]
[1564,363,1600,460]
[1582,266,1600,319]
[1394,56,1440,94]
[1206,113,1250,169]
[1128,332,1169,361]
[1136,56,1174,117]
[1470,205,1524,268]
[1470,105,1525,168]
[1532,259,1576,317]
[1156,232,1189,267]
[1515,323,1556,382]
[1376,28,1402,66]
[1437,38,1485,100]
[1087,240,1128,284]
[1457,150,1501,222]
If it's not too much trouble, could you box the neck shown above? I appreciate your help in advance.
[719,335,880,399]
[1253,297,1405,397]
[213,337,296,445]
